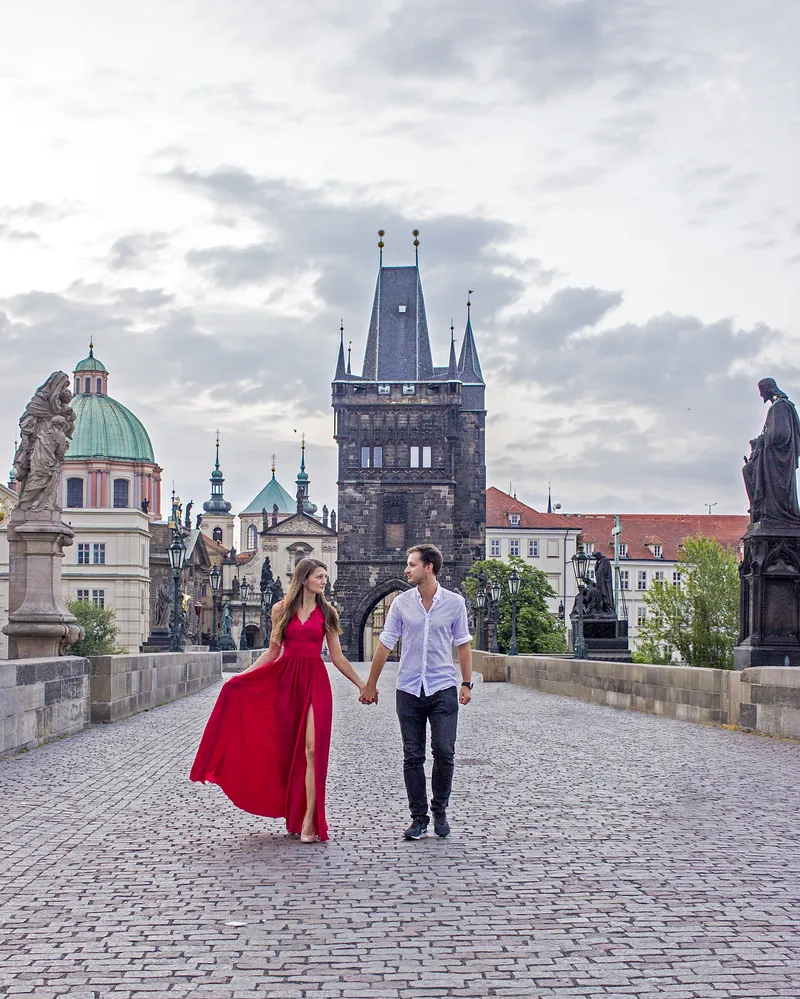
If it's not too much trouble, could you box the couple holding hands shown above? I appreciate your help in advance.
[190,543,473,843]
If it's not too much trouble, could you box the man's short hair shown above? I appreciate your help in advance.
[407,543,444,576]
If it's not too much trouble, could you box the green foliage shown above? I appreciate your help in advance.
[67,599,127,657]
[635,536,740,669]
[463,557,567,655]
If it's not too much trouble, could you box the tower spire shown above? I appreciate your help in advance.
[413,228,419,267]
[378,229,385,268]
[447,318,458,379]
[203,432,232,514]
[347,340,352,375]
[458,289,485,385]
[334,320,347,379]
[547,483,552,514]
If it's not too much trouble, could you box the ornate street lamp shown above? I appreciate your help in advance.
[239,576,251,650]
[571,546,590,660]
[508,567,521,656]
[262,583,274,647]
[168,529,187,652]
[490,580,501,654]
[194,600,202,643]
[475,587,486,651]
[209,564,221,651]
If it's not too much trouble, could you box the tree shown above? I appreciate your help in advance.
[634,536,740,669]
[67,599,127,657]
[463,557,567,655]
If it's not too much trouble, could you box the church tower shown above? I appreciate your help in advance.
[201,433,235,550]
[332,232,486,658]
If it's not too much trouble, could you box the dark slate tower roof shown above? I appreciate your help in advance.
[458,311,484,385]
[361,266,435,381]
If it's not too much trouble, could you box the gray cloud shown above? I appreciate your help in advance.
[0,224,40,243]
[108,232,169,270]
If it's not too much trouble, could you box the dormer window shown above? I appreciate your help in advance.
[509,514,520,526]
[652,544,662,558]
[402,384,415,395]
[398,305,407,313]
[378,384,390,395]
[619,543,628,557]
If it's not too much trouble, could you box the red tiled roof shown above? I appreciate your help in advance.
[201,534,229,556]
[571,513,749,561]
[486,486,579,530]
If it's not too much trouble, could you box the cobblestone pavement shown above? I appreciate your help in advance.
[2,666,800,999]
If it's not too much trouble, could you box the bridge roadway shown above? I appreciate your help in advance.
[1,665,799,999]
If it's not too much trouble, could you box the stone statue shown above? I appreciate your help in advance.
[330,510,336,533]
[231,576,240,599]
[262,506,269,532]
[592,552,616,614]
[195,513,202,529]
[221,601,232,635]
[184,501,193,529]
[743,378,800,523]
[260,557,274,592]
[322,504,329,528]
[272,503,279,527]
[141,497,149,514]
[273,577,284,604]
[154,574,172,629]
[296,485,304,515]
[13,372,75,512]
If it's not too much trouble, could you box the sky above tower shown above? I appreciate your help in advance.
[1,0,798,517]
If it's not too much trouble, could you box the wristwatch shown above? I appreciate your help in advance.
[461,682,474,689]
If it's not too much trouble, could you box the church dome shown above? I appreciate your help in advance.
[74,354,108,373]
[67,394,155,463]
[241,471,295,516]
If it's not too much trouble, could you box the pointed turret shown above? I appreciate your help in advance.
[295,434,318,516]
[447,320,459,380]
[334,321,348,380]
[203,433,232,514]
[457,292,485,411]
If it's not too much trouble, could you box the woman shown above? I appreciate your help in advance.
[190,559,368,842]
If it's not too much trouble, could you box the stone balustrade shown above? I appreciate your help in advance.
[0,656,89,756]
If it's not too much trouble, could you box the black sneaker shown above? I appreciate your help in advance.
[433,813,450,838]
[403,819,429,840]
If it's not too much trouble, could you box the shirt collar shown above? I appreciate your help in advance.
[415,581,441,604]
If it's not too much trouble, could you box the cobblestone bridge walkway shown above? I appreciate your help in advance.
[2,666,799,999]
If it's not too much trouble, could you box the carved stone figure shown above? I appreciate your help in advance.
[322,504,329,528]
[260,557,274,592]
[184,501,193,529]
[262,506,269,532]
[273,578,284,604]
[14,372,76,512]
[221,602,232,635]
[330,510,336,533]
[154,574,172,629]
[296,485,304,515]
[272,503,279,527]
[743,378,800,524]
[195,513,202,529]
[231,577,240,599]
[592,552,616,614]
[141,497,149,514]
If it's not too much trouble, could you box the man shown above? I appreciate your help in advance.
[360,544,473,840]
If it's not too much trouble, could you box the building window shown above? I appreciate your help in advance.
[247,524,258,549]
[654,570,666,584]
[509,539,519,557]
[378,384,390,395]
[96,378,103,394]
[584,543,594,554]
[92,589,105,607]
[402,384,415,395]
[619,543,628,557]
[509,514,520,526]
[212,527,223,543]
[373,446,383,469]
[620,570,630,590]
[637,570,647,590]
[113,479,129,508]
[77,588,90,601]
[383,495,407,550]
[490,539,500,557]
[77,543,90,565]
[410,446,419,468]
[547,539,559,558]
[422,446,432,468]
[652,544,662,558]
[673,571,682,588]
[528,539,539,557]
[637,605,647,626]
[201,584,207,597]
[66,478,84,508]
[93,543,106,565]
[361,446,371,468]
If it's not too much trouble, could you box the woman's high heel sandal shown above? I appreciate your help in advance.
[300,820,318,843]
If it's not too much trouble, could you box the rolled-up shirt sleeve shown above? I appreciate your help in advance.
[452,598,472,647]
[378,599,403,651]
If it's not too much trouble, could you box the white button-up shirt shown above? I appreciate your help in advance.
[378,583,472,696]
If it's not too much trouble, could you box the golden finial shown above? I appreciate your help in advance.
[88,337,94,358]
[378,229,385,266]
[413,228,420,265]
[467,289,473,311]
[271,454,276,475]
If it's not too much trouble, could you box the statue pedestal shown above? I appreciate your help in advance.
[141,628,171,653]
[735,522,800,669]
[571,615,632,662]
[217,635,236,651]
[2,507,83,658]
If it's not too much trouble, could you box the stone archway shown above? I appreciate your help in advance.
[349,577,410,661]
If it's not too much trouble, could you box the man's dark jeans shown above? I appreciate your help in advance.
[396,685,459,823]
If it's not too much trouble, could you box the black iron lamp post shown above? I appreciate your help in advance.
[490,580,501,654]
[475,587,487,651]
[209,564,221,651]
[168,529,187,652]
[571,546,590,660]
[508,567,521,656]
[239,577,251,650]
[262,584,274,647]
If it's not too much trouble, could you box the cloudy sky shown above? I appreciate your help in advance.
[1,0,798,520]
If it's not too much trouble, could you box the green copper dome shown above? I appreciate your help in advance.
[241,472,295,515]
[74,354,107,373]
[66,394,155,462]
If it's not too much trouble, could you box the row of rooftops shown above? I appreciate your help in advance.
[486,487,748,561]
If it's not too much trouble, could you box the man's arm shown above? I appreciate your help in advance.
[359,599,402,703]
[457,640,473,705]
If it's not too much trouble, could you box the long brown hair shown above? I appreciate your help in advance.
[272,558,340,645]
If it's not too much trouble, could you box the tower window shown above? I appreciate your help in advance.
[410,446,419,468]
[398,305,407,313]
[212,527,223,543]
[373,446,383,468]
[422,446,432,468]
[247,524,258,549]
[383,495,406,550]
[402,384,415,396]
[96,378,103,394]
[113,479,129,508]
[66,478,84,508]
[378,384,390,395]
[361,446,371,468]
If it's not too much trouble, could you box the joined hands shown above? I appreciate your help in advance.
[358,682,379,705]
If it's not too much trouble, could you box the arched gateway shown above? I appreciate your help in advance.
[331,241,486,660]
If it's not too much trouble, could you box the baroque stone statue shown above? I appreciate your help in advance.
[221,602,232,635]
[13,372,76,512]
[296,485,304,515]
[592,552,616,614]
[184,501,193,529]
[260,557,274,593]
[743,378,800,524]
[154,574,172,629]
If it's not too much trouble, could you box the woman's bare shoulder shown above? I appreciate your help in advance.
[271,600,284,618]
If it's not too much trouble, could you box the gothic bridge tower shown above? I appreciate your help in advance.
[331,232,486,659]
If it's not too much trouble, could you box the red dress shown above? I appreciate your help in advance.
[190,605,333,841]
